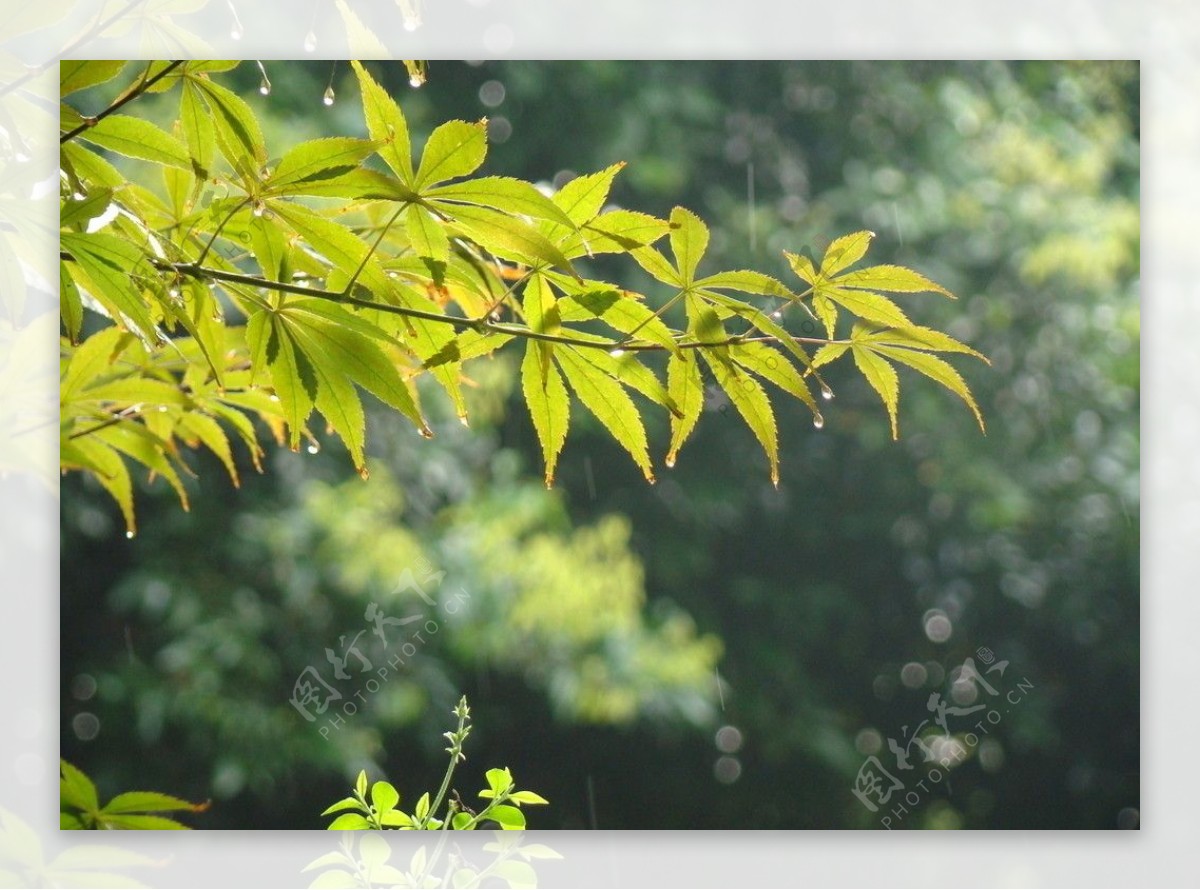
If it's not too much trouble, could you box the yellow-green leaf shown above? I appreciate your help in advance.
[257,315,317,448]
[552,162,625,225]
[630,245,682,287]
[288,323,368,470]
[405,204,450,263]
[447,203,578,276]
[556,346,654,482]
[834,264,954,297]
[784,250,818,286]
[179,80,215,179]
[812,293,838,338]
[194,77,267,168]
[856,325,988,361]
[566,210,670,258]
[415,119,486,188]
[875,345,985,432]
[701,349,779,485]
[851,345,900,439]
[268,137,378,190]
[351,60,414,184]
[695,269,793,299]
[558,289,677,353]
[573,346,678,416]
[429,176,576,228]
[666,350,704,467]
[60,60,127,96]
[60,232,157,340]
[728,341,820,417]
[521,341,569,486]
[820,230,874,278]
[177,412,239,486]
[820,286,911,329]
[668,206,709,284]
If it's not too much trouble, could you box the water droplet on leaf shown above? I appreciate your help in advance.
[306,442,320,454]
[323,86,336,106]
[409,75,424,88]
[772,310,783,319]
[820,383,834,400]
[665,454,677,469]
[813,413,825,429]
[259,79,271,96]
[125,530,135,539]
[609,348,625,358]
[252,203,265,217]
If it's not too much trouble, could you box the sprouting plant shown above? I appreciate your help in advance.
[321,696,548,831]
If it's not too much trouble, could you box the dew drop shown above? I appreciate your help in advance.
[306,442,320,455]
[665,454,677,469]
[358,466,370,480]
[813,413,825,430]
[647,475,657,486]
[259,79,271,96]
[771,310,783,319]
[252,203,265,217]
[459,416,470,427]
[323,86,336,106]
[409,75,424,89]
[609,348,626,358]
[303,30,317,52]
[125,530,135,539]
[820,383,834,401]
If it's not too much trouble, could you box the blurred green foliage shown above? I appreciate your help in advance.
[61,60,1137,829]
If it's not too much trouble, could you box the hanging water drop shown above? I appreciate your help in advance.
[771,309,783,319]
[303,30,317,52]
[459,416,470,427]
[306,442,320,455]
[125,530,135,539]
[409,74,424,89]
[665,454,677,469]
[609,347,626,358]
[820,382,834,401]
[259,78,271,96]
[322,86,336,106]
[813,413,825,429]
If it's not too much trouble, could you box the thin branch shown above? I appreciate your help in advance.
[60,60,185,144]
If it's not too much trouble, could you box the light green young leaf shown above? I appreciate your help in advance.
[834,264,954,297]
[488,805,526,830]
[875,345,985,432]
[351,60,414,184]
[415,119,487,188]
[250,314,316,449]
[320,796,363,817]
[812,293,838,338]
[370,781,400,813]
[179,81,215,178]
[811,342,850,367]
[851,344,900,439]
[508,790,549,806]
[820,230,875,278]
[423,330,514,368]
[668,206,709,284]
[521,341,569,487]
[60,263,83,342]
[702,349,779,486]
[328,813,373,830]
[556,347,654,483]
[381,809,414,827]
[429,176,576,228]
[666,350,704,467]
[268,137,378,190]
[355,770,369,799]
[271,201,392,295]
[95,423,190,511]
[414,792,431,821]
[79,114,192,170]
[59,187,114,228]
[60,60,127,96]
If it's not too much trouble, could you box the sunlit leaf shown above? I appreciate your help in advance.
[875,345,985,431]
[820,230,874,278]
[351,59,414,184]
[60,60,127,96]
[415,119,487,188]
[79,114,192,170]
[521,341,569,487]
[405,203,450,263]
[834,264,954,297]
[666,350,703,467]
[429,176,576,228]
[819,286,911,329]
[268,137,378,190]
[701,349,779,485]
[851,344,900,438]
[556,347,654,482]
[668,206,709,284]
